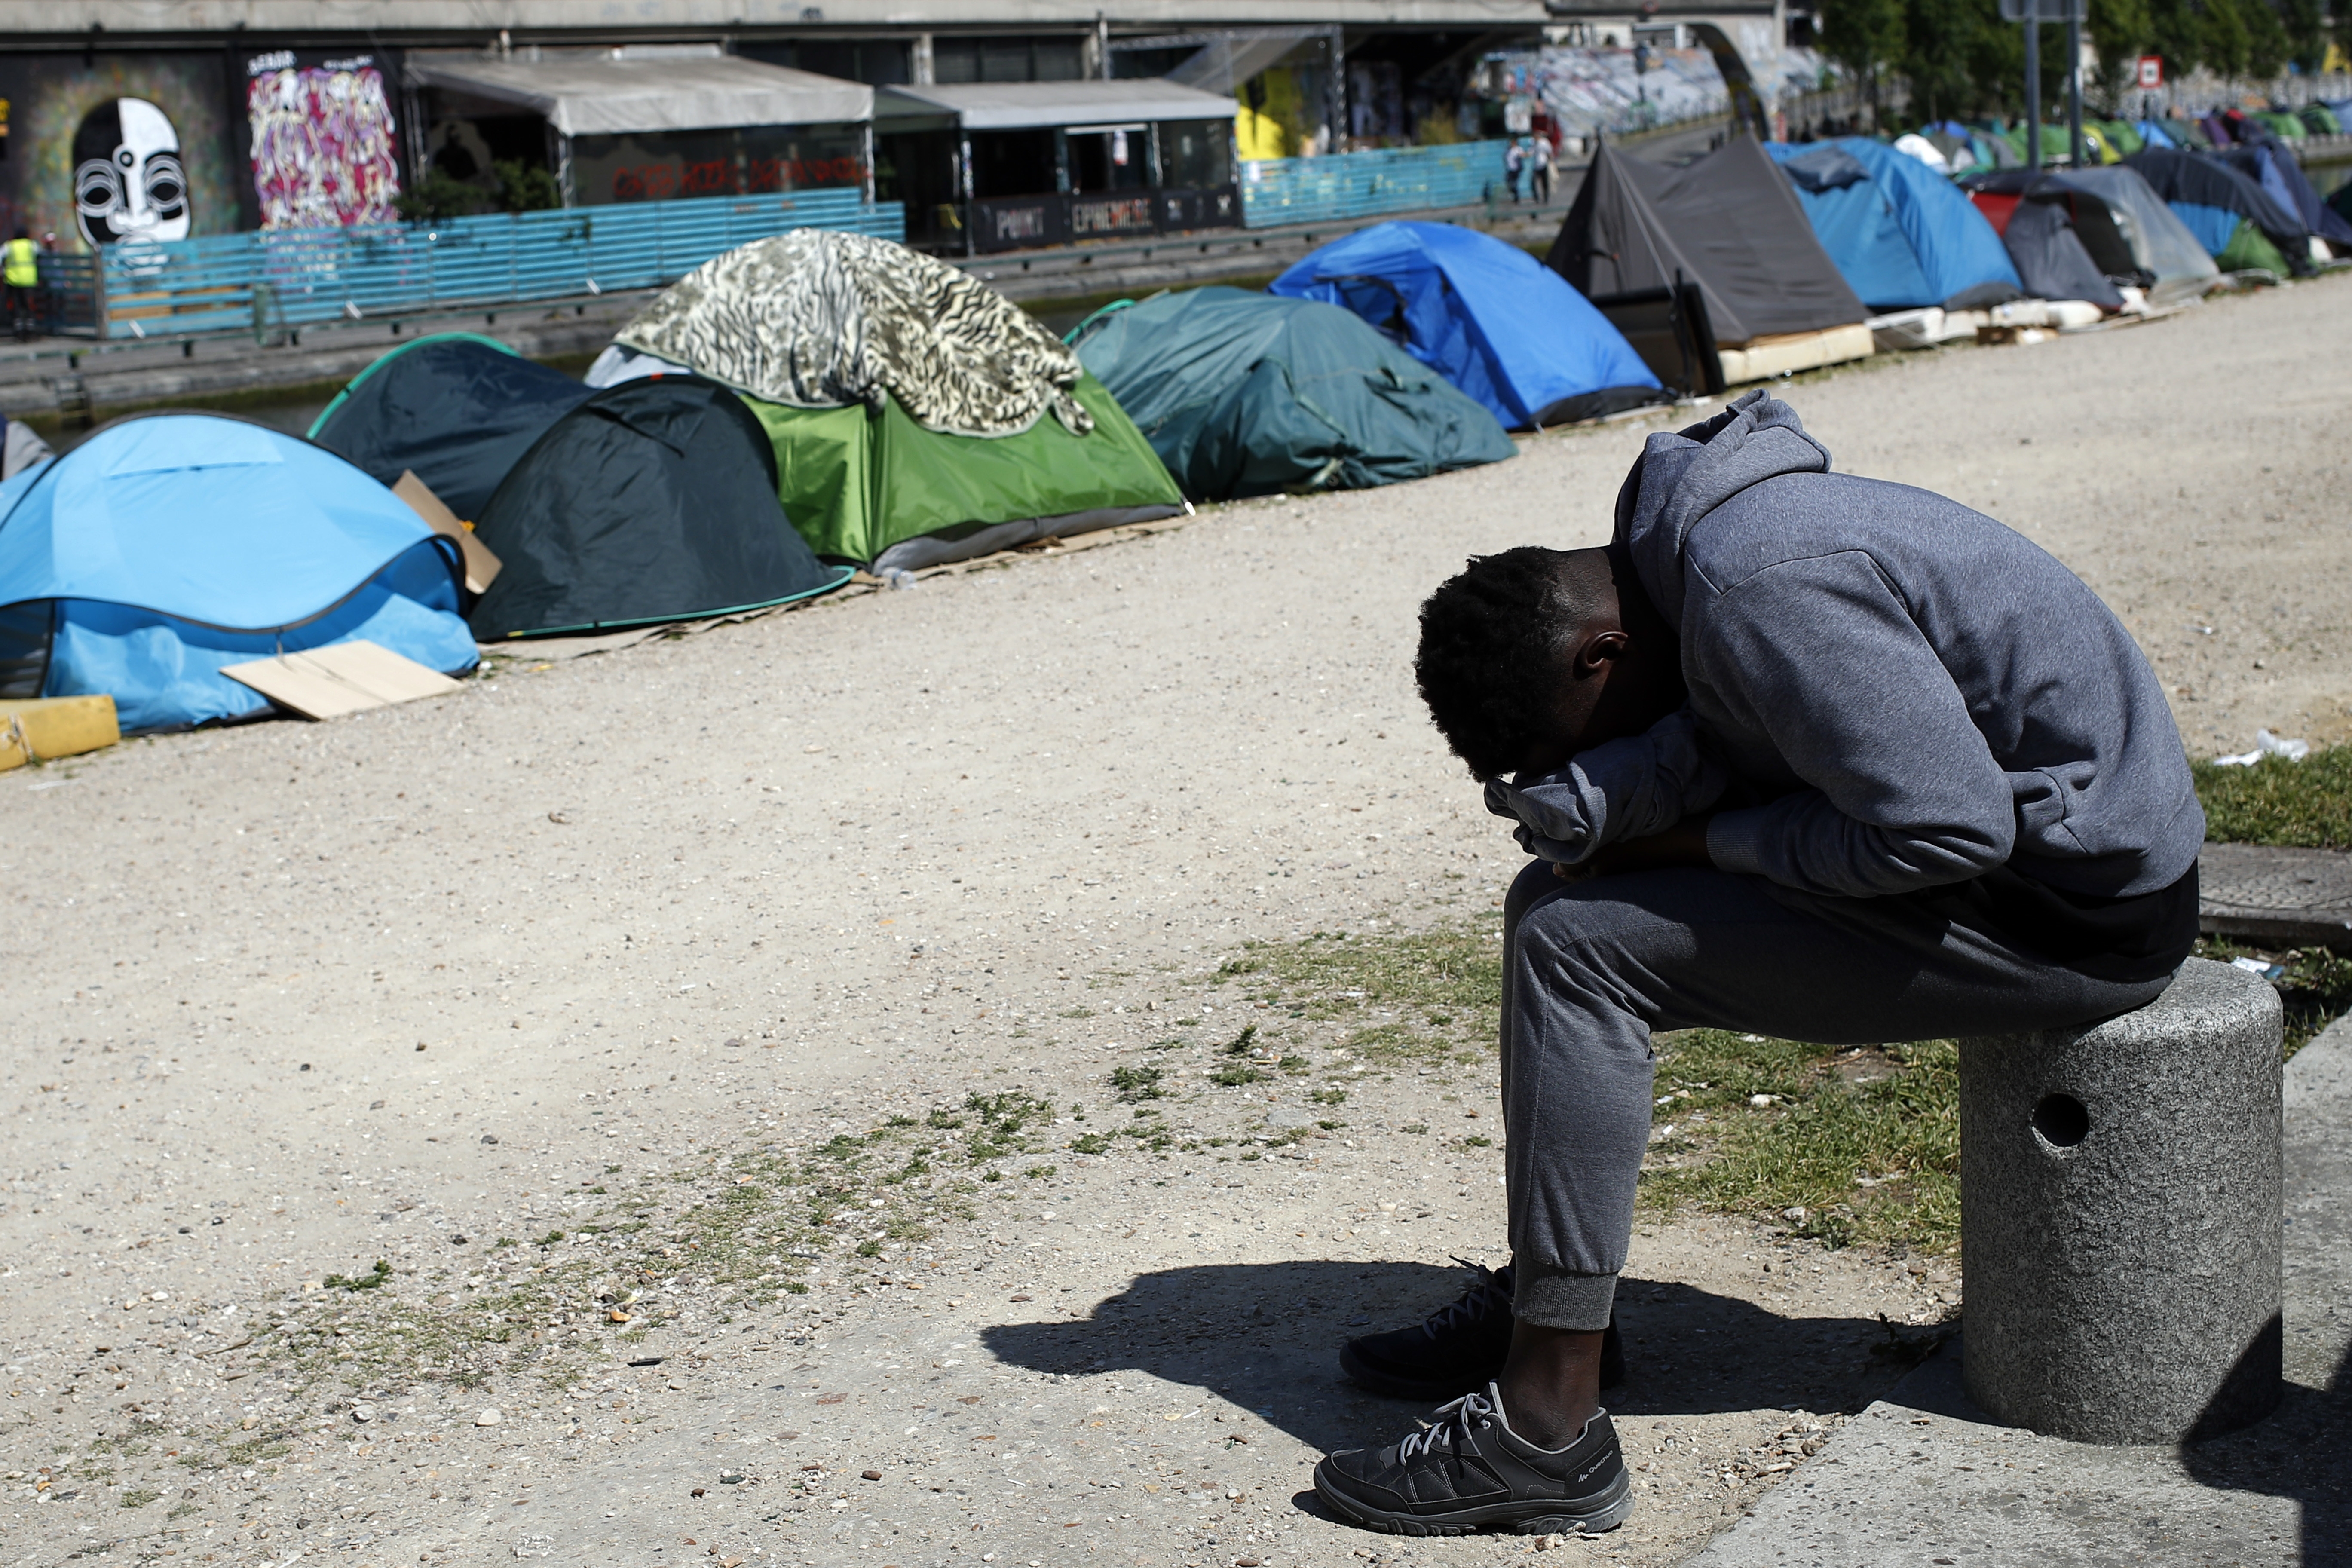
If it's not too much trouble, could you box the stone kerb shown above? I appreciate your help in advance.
[1958,957,2284,1444]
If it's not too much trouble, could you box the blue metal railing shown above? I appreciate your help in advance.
[1238,141,1510,228]
[94,189,904,341]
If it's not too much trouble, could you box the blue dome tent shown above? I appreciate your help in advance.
[1769,138,2021,312]
[1265,220,1662,430]
[0,415,477,734]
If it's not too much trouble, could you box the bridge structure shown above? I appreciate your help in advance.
[0,0,1798,116]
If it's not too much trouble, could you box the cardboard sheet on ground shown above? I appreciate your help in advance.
[221,641,464,720]
[392,469,503,595]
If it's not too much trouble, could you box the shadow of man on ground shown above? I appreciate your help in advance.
[982,1257,1921,1458]
[2177,1295,2352,1561]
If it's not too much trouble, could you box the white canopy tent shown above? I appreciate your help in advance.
[407,51,877,206]
[408,53,873,136]
[872,79,1236,133]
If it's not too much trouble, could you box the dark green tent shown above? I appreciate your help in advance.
[469,377,850,640]
[1069,288,1516,501]
[308,334,594,521]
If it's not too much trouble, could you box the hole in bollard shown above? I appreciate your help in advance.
[2032,1093,2089,1148]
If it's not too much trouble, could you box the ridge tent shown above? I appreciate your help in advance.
[1264,220,1662,430]
[1963,167,2217,303]
[608,229,1184,570]
[0,414,475,733]
[308,334,596,522]
[2122,146,2306,273]
[467,376,850,640]
[1549,138,1871,394]
[2220,138,2352,254]
[1768,137,2021,312]
[1067,288,1518,502]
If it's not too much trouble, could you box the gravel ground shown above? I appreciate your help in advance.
[1,271,2345,1568]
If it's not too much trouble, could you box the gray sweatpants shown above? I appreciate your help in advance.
[1500,858,2172,1330]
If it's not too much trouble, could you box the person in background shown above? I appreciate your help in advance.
[1503,138,1525,204]
[3,228,39,342]
[1530,133,1555,204]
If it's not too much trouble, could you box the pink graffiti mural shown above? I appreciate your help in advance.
[247,61,401,229]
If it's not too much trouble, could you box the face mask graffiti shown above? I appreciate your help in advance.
[73,97,192,247]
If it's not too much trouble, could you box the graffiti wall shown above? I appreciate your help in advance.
[244,50,402,229]
[0,53,238,252]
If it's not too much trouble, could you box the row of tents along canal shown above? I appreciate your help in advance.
[3,122,2329,741]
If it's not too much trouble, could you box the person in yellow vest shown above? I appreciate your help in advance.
[2,229,38,342]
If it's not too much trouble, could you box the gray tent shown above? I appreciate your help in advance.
[1548,137,1867,348]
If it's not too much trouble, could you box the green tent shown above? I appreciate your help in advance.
[2217,215,2293,276]
[743,372,1184,573]
[1068,287,1516,502]
[600,230,1185,573]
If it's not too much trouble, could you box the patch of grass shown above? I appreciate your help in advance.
[1070,1133,1110,1155]
[1210,1064,1267,1087]
[1310,1087,1348,1105]
[1222,1024,1260,1055]
[1641,1030,1960,1253]
[1214,925,1502,1062]
[1110,1065,1167,1102]
[2193,746,2352,848]
[119,1488,161,1510]
[2194,937,2352,1059]
[321,1260,392,1292]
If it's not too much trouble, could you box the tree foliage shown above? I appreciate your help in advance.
[1821,0,2313,123]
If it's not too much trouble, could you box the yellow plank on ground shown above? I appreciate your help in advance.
[0,694,119,771]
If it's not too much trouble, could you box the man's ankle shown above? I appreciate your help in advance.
[1494,1384,1595,1452]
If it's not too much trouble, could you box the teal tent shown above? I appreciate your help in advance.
[1069,288,1516,501]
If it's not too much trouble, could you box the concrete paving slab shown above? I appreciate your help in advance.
[1687,1014,2352,1568]
[2201,842,2352,952]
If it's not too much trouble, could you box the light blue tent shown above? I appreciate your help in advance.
[1768,138,2021,312]
[0,415,477,734]
[1265,220,1662,430]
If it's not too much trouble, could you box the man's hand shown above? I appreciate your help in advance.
[1554,815,1716,879]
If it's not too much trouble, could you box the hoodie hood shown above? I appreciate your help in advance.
[1611,389,1831,628]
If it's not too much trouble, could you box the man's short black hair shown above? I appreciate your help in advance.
[1415,545,1613,780]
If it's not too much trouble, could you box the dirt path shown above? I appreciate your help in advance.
[1,272,2344,1567]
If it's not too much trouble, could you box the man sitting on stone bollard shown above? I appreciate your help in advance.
[1310,389,2203,1537]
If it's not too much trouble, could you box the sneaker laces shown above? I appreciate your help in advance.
[1416,1258,1513,1341]
[1398,1387,1498,1461]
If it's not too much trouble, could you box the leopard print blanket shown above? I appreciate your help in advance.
[613,230,1093,440]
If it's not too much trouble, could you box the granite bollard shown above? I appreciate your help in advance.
[1957,956,2283,1443]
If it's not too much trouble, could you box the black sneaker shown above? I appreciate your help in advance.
[1314,1384,1635,1537]
[1339,1260,1624,1400]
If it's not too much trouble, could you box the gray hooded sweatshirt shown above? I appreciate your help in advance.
[1493,391,2201,960]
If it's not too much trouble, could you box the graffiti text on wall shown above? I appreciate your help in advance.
[247,55,401,229]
